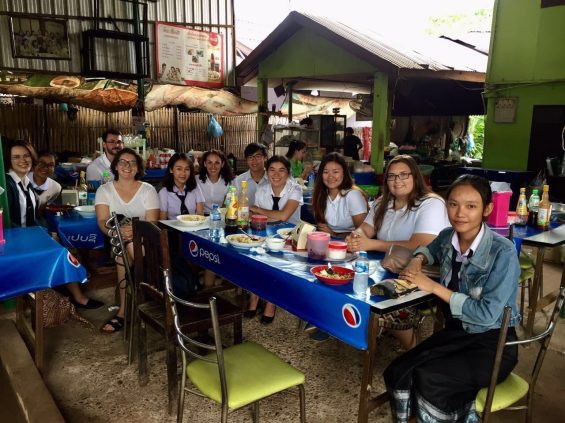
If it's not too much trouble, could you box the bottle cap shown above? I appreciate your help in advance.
[359,251,367,257]
[212,203,218,210]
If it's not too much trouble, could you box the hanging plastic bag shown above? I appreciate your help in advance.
[207,114,224,138]
[260,124,274,145]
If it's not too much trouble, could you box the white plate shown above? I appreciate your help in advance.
[276,228,294,238]
[226,234,265,249]
[74,205,96,218]
[176,214,208,227]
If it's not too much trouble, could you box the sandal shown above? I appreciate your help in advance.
[101,316,124,333]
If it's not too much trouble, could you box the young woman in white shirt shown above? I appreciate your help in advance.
[346,154,450,350]
[95,148,160,333]
[248,155,303,323]
[196,149,234,214]
[312,152,368,237]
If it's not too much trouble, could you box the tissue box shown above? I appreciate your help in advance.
[291,221,316,251]
[487,191,512,227]
[61,189,79,206]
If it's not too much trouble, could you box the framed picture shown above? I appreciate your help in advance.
[9,16,70,60]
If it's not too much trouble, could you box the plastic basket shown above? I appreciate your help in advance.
[358,185,380,199]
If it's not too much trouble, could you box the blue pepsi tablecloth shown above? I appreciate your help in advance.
[0,227,87,300]
[174,223,432,350]
[46,211,105,250]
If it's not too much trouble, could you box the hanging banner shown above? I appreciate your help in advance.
[155,22,224,88]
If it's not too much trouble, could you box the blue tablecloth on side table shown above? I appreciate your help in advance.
[46,211,105,250]
[0,227,87,300]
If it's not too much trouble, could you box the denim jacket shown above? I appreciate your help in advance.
[414,225,520,333]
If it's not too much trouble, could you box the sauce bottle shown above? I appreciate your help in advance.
[515,187,528,226]
[237,180,249,230]
[225,186,238,235]
[527,189,540,226]
[536,184,551,230]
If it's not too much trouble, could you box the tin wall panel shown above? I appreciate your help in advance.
[0,0,236,85]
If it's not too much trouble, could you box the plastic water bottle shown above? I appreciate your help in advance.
[209,204,222,242]
[308,171,316,187]
[353,251,369,298]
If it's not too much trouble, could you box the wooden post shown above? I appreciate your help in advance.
[370,73,389,174]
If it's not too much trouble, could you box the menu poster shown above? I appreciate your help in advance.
[155,22,224,88]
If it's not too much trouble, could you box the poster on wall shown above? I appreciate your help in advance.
[155,22,224,88]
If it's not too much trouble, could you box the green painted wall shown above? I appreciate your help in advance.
[484,0,565,169]
[258,28,377,79]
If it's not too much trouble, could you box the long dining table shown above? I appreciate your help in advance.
[161,220,433,422]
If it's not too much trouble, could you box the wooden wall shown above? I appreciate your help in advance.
[0,103,258,163]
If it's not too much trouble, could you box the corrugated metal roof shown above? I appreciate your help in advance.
[237,11,487,84]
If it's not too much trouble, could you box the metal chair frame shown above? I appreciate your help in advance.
[105,212,136,364]
[165,269,306,423]
[481,285,565,422]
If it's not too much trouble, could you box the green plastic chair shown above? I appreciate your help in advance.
[476,285,565,422]
[165,269,306,423]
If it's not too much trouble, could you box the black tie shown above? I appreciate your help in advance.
[448,248,473,292]
[34,187,45,195]
[175,189,189,215]
[272,196,280,211]
[19,182,36,227]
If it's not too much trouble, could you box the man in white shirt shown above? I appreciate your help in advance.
[29,151,62,210]
[86,129,123,181]
[233,143,269,206]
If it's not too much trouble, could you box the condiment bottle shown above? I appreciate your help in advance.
[527,189,540,226]
[515,187,528,226]
[78,171,88,206]
[225,186,238,235]
[237,180,249,230]
[536,184,551,230]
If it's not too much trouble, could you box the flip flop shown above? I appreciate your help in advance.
[72,298,105,310]
[101,316,124,333]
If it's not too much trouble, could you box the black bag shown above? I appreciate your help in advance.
[170,254,199,299]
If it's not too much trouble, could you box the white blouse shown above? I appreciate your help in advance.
[197,177,230,213]
[254,179,303,224]
[324,189,368,233]
[95,181,160,219]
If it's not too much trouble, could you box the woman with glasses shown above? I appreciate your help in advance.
[2,139,39,228]
[346,154,450,350]
[95,148,160,333]
[197,149,234,214]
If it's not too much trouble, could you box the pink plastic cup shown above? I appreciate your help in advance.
[307,231,330,260]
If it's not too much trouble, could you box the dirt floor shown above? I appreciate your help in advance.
[2,261,564,422]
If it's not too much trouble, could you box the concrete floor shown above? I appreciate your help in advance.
[2,259,564,422]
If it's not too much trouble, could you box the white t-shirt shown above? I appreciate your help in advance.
[86,154,113,182]
[95,181,160,219]
[28,172,62,207]
[254,179,303,224]
[324,189,368,233]
[234,170,269,207]
[197,177,230,213]
[364,195,449,241]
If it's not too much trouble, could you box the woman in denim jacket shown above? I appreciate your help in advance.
[383,175,520,422]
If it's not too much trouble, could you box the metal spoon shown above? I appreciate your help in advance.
[326,262,335,275]
[238,228,258,241]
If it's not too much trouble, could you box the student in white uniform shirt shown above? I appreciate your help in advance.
[247,155,303,324]
[29,151,62,210]
[86,128,124,182]
[312,152,368,237]
[196,149,234,214]
[346,155,450,350]
[233,143,269,206]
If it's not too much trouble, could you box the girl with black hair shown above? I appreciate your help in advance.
[285,139,311,179]
[159,153,204,219]
[385,175,520,422]
[197,149,234,213]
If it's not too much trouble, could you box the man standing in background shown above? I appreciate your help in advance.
[343,127,363,161]
[86,129,123,181]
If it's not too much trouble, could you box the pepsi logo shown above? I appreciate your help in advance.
[342,304,361,328]
[67,251,80,268]
[189,240,199,257]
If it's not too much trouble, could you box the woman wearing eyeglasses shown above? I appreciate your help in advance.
[95,148,160,333]
[346,154,449,350]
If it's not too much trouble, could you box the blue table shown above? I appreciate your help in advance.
[0,227,87,300]
[46,211,105,250]
[162,221,432,422]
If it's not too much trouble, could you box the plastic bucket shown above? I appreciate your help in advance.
[487,191,512,227]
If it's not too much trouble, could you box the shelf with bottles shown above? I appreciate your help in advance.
[273,125,321,162]
[309,114,346,153]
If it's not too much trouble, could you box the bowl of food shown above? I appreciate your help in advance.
[176,214,208,227]
[74,205,96,218]
[276,227,294,238]
[265,236,285,251]
[310,265,355,286]
[226,234,265,249]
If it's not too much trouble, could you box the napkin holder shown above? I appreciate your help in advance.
[291,221,316,251]
[61,189,79,206]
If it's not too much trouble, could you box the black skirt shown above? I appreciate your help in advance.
[383,326,518,422]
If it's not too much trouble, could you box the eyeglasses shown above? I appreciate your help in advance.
[105,140,124,146]
[37,161,55,169]
[11,153,32,161]
[246,153,265,162]
[386,172,412,181]
[117,159,138,168]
